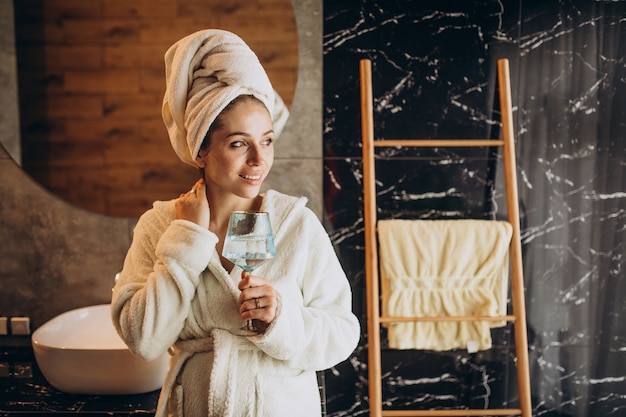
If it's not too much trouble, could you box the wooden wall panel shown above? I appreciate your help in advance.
[14,0,298,218]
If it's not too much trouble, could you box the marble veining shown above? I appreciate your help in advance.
[323,1,625,416]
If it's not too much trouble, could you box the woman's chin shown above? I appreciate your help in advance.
[235,186,263,200]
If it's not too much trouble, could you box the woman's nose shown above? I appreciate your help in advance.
[247,146,264,165]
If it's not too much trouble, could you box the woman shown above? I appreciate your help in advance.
[111,29,360,417]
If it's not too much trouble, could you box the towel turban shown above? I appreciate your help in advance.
[162,29,277,167]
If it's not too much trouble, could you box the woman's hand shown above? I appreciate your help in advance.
[238,271,277,332]
[175,179,210,229]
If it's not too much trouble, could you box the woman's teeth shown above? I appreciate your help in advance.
[241,174,261,180]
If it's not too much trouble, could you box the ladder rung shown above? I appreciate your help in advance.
[379,315,516,323]
[381,408,522,416]
[373,139,505,148]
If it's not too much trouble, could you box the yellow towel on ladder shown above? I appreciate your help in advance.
[377,219,512,351]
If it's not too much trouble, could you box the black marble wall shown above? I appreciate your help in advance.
[322,1,625,416]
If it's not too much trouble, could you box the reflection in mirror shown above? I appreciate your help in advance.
[0,0,20,164]
[11,1,297,218]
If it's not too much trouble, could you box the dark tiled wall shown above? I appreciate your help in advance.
[323,1,625,416]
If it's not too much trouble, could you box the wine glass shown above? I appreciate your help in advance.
[222,211,276,336]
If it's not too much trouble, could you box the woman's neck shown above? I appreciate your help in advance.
[205,189,263,272]
[206,190,263,232]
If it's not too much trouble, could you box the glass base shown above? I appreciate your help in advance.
[229,323,261,337]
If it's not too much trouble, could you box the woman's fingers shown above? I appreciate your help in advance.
[174,179,210,228]
[238,272,277,324]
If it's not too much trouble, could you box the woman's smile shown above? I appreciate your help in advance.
[240,173,263,181]
[239,172,265,185]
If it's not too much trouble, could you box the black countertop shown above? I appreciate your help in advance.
[0,337,159,416]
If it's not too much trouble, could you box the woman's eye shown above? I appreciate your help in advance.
[230,140,246,148]
[263,137,274,146]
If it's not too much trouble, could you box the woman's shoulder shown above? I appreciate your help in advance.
[262,189,325,235]
[263,189,308,211]
[134,198,177,235]
[262,189,312,222]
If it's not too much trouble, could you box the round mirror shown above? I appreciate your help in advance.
[10,1,297,218]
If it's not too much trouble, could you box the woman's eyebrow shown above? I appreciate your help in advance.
[226,129,275,138]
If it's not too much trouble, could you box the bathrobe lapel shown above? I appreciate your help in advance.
[206,250,241,300]
[261,190,307,244]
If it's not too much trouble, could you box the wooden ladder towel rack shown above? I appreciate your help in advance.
[360,58,532,417]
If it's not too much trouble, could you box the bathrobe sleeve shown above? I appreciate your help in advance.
[111,201,217,361]
[251,206,360,371]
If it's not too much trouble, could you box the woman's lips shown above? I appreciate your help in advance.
[240,174,261,180]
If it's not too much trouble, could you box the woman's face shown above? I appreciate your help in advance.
[198,98,274,200]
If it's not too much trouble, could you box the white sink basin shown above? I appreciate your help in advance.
[31,304,170,395]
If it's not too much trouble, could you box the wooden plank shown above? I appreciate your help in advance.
[178,0,295,18]
[103,45,166,69]
[46,94,104,118]
[381,409,522,416]
[139,18,218,44]
[373,139,504,148]
[253,42,299,70]
[64,70,140,94]
[379,315,516,323]
[59,20,106,45]
[43,0,103,20]
[138,69,168,95]
[218,18,297,44]
[16,46,103,69]
[497,58,533,417]
[102,0,177,18]
[101,93,163,118]
[360,58,384,417]
[15,69,65,94]
[105,162,198,194]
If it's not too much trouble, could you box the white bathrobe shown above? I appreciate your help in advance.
[111,189,360,417]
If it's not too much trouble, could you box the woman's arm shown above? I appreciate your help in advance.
[251,209,360,370]
[111,212,216,361]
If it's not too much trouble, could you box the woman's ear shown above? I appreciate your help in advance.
[195,153,207,168]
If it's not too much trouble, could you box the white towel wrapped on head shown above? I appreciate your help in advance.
[162,29,277,167]
[377,219,512,351]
